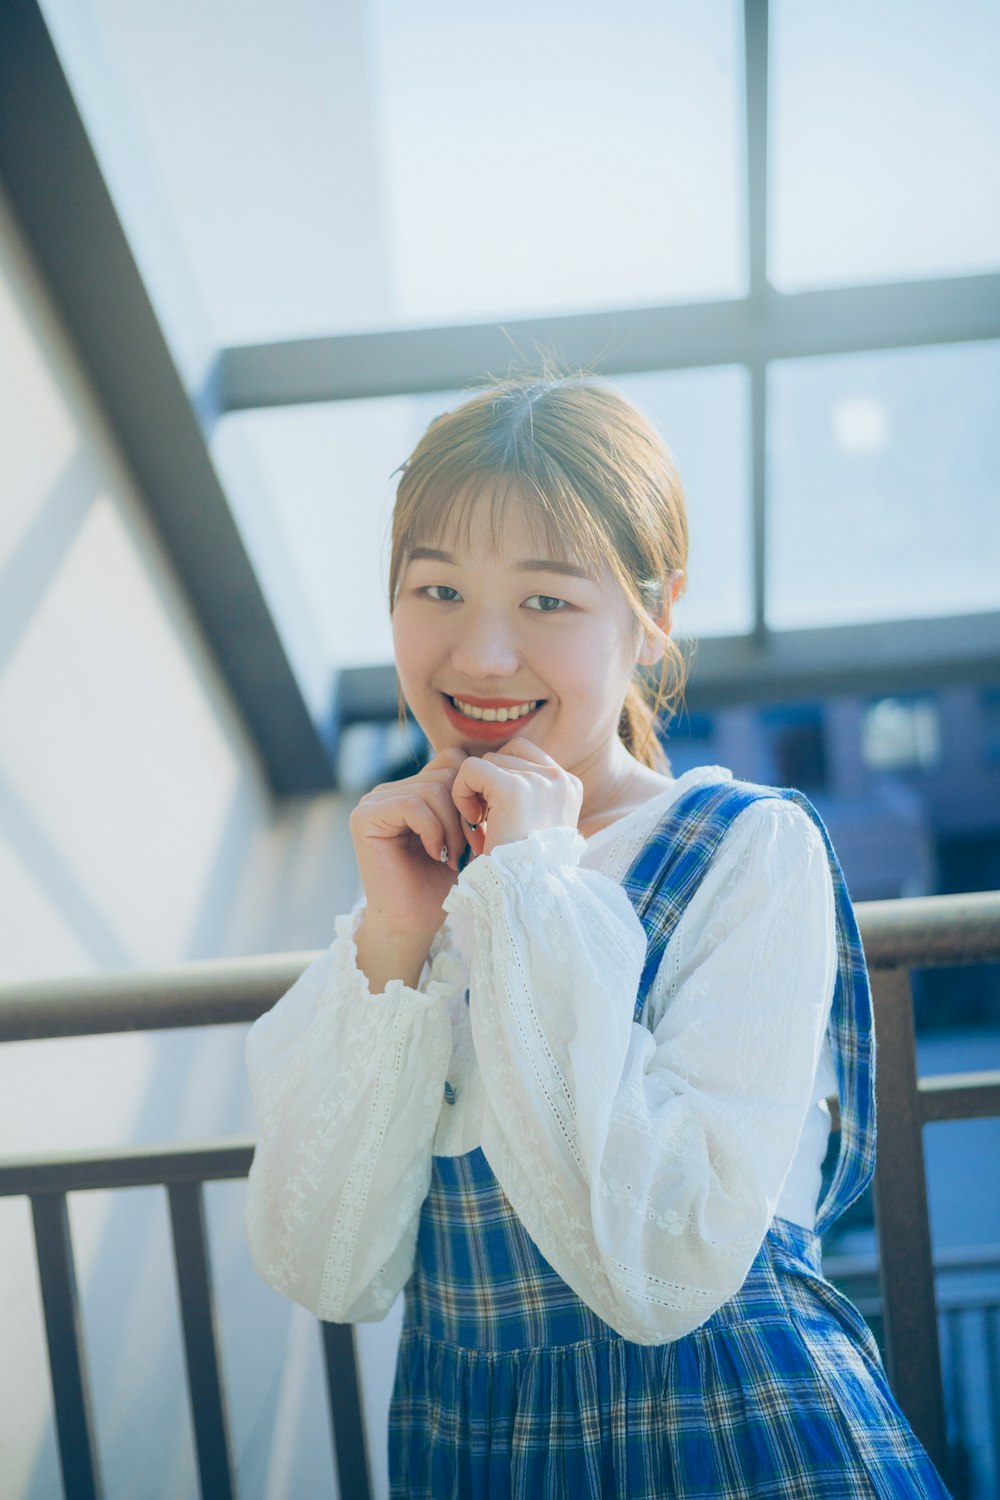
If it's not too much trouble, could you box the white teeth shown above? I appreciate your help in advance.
[452,697,538,722]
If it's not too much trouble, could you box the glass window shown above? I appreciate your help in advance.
[770,0,1000,290]
[212,391,460,671]
[981,688,1000,766]
[862,697,941,772]
[214,365,750,677]
[766,342,1000,629]
[370,0,746,326]
[615,366,752,638]
[761,703,828,791]
[42,0,745,347]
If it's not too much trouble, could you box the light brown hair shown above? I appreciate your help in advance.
[389,374,689,769]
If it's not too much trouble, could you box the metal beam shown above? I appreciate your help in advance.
[0,1,335,794]
[168,1182,238,1500]
[333,613,1000,725]
[217,274,1000,412]
[0,1141,255,1197]
[31,1193,104,1500]
[320,1322,373,1500]
[871,968,949,1476]
[743,0,769,642]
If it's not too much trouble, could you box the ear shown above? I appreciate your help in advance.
[636,570,685,666]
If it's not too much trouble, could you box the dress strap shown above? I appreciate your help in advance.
[620,779,876,1236]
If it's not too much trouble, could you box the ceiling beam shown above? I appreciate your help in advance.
[0,0,335,793]
[217,274,1000,413]
[337,613,1000,727]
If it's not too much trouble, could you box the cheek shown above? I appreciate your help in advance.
[390,610,427,691]
[557,624,636,708]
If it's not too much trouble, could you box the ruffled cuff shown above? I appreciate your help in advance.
[443,824,585,916]
[329,912,462,1010]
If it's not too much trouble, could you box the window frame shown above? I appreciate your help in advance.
[3,0,998,791]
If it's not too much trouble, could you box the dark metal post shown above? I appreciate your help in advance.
[31,1192,104,1500]
[870,967,949,1476]
[320,1320,372,1500]
[167,1182,237,1500]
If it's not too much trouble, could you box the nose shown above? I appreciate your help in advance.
[449,606,521,680]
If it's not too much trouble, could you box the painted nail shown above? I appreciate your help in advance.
[439,846,449,863]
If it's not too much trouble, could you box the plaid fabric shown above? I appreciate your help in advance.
[388,780,949,1498]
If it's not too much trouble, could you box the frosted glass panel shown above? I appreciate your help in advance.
[767,343,1000,629]
[215,394,461,669]
[615,368,752,638]
[770,0,1000,290]
[220,368,750,673]
[43,0,744,346]
[372,0,746,324]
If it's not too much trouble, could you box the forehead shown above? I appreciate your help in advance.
[406,478,597,575]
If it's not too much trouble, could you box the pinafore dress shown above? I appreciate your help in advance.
[388,780,952,1498]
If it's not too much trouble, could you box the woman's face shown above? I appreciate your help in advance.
[391,491,655,793]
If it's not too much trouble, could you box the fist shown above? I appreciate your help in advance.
[450,737,583,856]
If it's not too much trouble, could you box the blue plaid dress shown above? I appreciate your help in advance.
[388,780,951,1498]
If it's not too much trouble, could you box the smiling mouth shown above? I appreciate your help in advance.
[447,694,542,724]
[440,693,542,735]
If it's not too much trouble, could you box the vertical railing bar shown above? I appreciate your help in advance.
[30,1192,104,1500]
[870,966,949,1475]
[320,1320,372,1500]
[986,1308,1000,1496]
[945,1310,967,1489]
[167,1181,237,1500]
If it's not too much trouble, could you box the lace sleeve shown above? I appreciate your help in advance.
[244,909,462,1321]
[443,801,836,1344]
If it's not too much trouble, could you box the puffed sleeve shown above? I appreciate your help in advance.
[443,800,836,1344]
[244,908,464,1321]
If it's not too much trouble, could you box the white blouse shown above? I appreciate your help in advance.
[244,765,839,1346]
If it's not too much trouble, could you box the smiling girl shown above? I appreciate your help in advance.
[245,376,949,1497]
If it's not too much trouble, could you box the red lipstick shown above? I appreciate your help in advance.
[442,693,544,741]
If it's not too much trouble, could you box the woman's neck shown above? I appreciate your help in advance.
[576,750,672,839]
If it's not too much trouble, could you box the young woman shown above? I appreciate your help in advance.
[245,376,950,1497]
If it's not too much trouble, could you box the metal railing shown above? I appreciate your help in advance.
[0,892,998,1499]
[861,891,1000,1483]
[824,1242,1000,1498]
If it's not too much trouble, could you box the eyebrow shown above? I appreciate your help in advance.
[406,546,594,580]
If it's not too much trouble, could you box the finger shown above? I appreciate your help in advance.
[424,746,468,774]
[359,790,455,867]
[484,735,559,767]
[461,793,488,831]
[464,820,487,858]
[450,757,501,825]
[416,781,467,867]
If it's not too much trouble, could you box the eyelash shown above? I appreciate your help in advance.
[421,585,570,613]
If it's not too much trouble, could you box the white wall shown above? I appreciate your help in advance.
[0,185,395,1498]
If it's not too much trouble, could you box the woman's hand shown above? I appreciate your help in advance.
[350,748,473,989]
[451,737,583,857]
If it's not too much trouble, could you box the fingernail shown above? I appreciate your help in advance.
[439,846,449,863]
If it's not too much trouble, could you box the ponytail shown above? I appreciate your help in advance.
[617,632,688,771]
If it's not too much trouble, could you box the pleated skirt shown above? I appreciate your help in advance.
[387,1157,951,1499]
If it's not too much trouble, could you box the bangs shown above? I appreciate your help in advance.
[394,461,610,592]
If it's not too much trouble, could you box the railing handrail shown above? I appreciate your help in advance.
[1,890,999,1043]
[858,890,1000,968]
